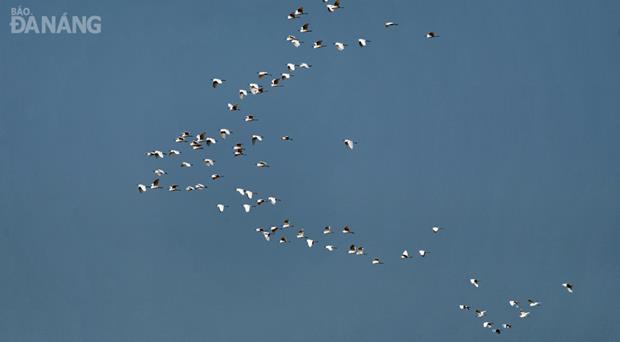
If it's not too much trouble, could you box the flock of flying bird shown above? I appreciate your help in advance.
[137,1,574,336]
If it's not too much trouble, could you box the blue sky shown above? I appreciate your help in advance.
[1,1,620,341]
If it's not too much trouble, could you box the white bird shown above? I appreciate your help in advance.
[281,136,293,141]
[401,250,410,259]
[342,225,354,234]
[299,23,311,33]
[154,169,166,177]
[281,73,292,80]
[249,83,265,95]
[205,137,217,146]
[243,204,254,213]
[219,128,231,139]
[269,226,278,234]
[562,283,573,293]
[262,231,271,241]
[348,244,357,254]
[493,329,501,335]
[509,300,519,308]
[299,63,311,69]
[334,42,347,51]
[470,278,479,288]
[195,183,206,191]
[212,78,225,88]
[343,139,356,150]
[267,196,280,205]
[325,245,337,252]
[519,311,530,318]
[482,322,494,329]
[257,71,270,79]
[227,103,239,111]
[216,204,228,213]
[203,158,215,166]
[235,188,246,196]
[168,184,178,192]
[245,190,254,199]
[502,323,512,329]
[256,161,270,168]
[251,134,263,145]
[279,236,288,244]
[431,226,443,233]
[211,174,222,180]
[239,89,248,99]
[282,219,292,229]
[355,246,365,255]
[528,299,541,307]
[149,179,161,190]
[326,0,342,13]
[271,78,282,87]
[384,21,398,28]
[475,309,487,318]
[323,226,332,235]
[138,184,147,193]
[418,249,428,257]
[306,239,317,248]
[168,149,180,156]
[358,38,370,47]
[185,186,195,192]
[371,257,383,265]
[296,229,305,239]
[426,31,439,39]
[290,38,302,48]
[146,150,164,159]
[256,198,265,205]
[180,161,192,168]
[244,115,257,122]
[459,304,471,310]
[313,40,324,49]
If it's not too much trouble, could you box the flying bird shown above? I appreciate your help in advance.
[401,250,410,259]
[343,139,357,150]
[562,283,573,293]
[137,184,147,193]
[212,78,225,88]
[426,31,439,39]
[216,204,228,213]
[470,278,479,288]
[358,38,370,47]
[384,21,398,28]
[334,42,347,51]
[371,257,383,265]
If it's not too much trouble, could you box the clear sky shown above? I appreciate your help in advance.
[1,1,620,341]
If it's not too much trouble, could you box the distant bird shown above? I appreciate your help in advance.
[290,38,302,48]
[203,158,215,166]
[256,198,265,205]
[271,78,282,87]
[243,204,254,213]
[493,329,501,335]
[313,40,325,49]
[306,239,317,248]
[227,103,239,111]
[401,250,410,259]
[168,184,178,192]
[348,244,357,254]
[195,183,206,191]
[249,83,265,95]
[296,229,305,239]
[185,186,195,192]
[475,309,487,318]
[267,196,280,205]
[343,139,357,150]
[426,31,439,39]
[216,204,228,213]
[323,226,332,235]
[212,78,225,88]
[262,231,271,241]
[459,304,471,310]
[358,38,370,47]
[519,311,530,318]
[256,161,270,168]
[244,115,257,122]
[482,322,494,329]
[279,236,288,244]
[509,300,519,308]
[146,150,164,159]
[281,136,293,141]
[356,246,365,255]
[138,184,147,193]
[299,63,311,69]
[180,161,192,168]
[470,278,480,288]
[371,257,383,265]
[211,174,222,180]
[562,283,573,293]
[219,128,231,139]
[287,62,296,70]
[282,219,291,229]
[528,299,541,307]
[334,42,347,51]
[251,134,263,145]
[257,71,270,79]
[299,23,311,33]
[325,245,337,252]
[418,249,428,257]
[149,179,161,190]
[281,73,292,80]
[502,323,512,329]
[168,149,180,156]
[342,225,354,234]
[384,21,398,28]
[239,89,248,99]
[154,169,166,177]
[431,226,443,233]
[326,0,342,13]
